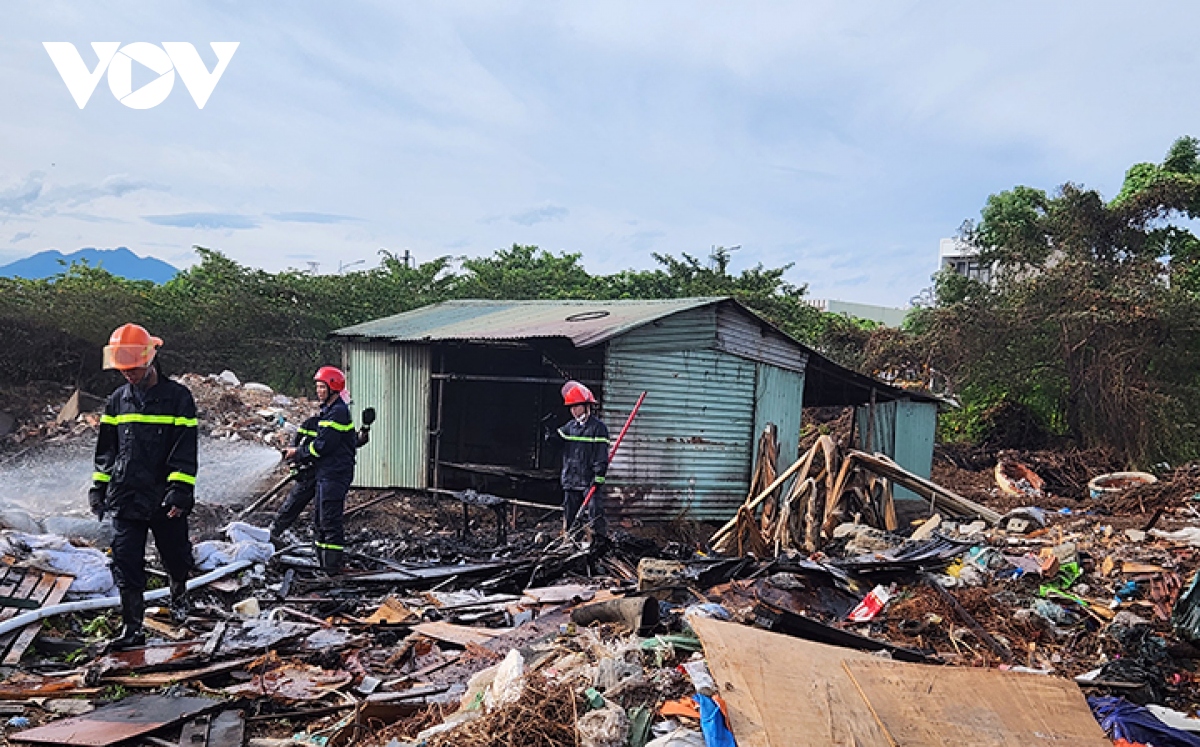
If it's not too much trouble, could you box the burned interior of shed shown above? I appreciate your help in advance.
[429,338,605,501]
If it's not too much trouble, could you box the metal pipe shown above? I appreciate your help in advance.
[0,560,254,638]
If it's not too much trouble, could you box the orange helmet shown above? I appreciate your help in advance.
[562,380,595,406]
[102,323,163,371]
[314,366,346,392]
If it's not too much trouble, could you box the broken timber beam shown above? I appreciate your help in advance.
[847,450,1002,525]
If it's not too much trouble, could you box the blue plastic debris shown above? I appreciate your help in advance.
[1089,696,1200,747]
[6,717,29,729]
[696,693,737,747]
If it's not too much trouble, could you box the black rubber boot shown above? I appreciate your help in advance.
[168,579,189,625]
[320,548,343,576]
[109,589,146,651]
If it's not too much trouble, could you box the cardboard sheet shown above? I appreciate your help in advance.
[842,658,1111,746]
[691,618,1109,747]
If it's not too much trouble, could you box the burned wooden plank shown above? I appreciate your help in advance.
[11,694,223,746]
[102,657,256,688]
[0,569,66,661]
[3,574,74,665]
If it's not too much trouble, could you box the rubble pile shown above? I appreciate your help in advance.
[0,371,318,454]
[176,372,319,446]
[2,411,1200,744]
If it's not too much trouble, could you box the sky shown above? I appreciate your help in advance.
[1,2,1198,307]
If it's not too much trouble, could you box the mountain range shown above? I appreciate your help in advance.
[0,248,179,283]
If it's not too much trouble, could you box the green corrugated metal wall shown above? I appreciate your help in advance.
[855,400,937,501]
[754,364,805,467]
[343,341,431,489]
[603,337,757,521]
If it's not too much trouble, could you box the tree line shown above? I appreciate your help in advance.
[7,136,1200,466]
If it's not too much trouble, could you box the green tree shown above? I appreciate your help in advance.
[925,136,1200,464]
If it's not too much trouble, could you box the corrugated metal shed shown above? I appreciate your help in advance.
[333,298,724,348]
[334,296,943,520]
[343,341,430,489]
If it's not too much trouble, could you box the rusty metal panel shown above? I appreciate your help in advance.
[715,303,809,373]
[12,694,221,746]
[344,341,430,489]
[602,347,755,521]
[332,298,724,348]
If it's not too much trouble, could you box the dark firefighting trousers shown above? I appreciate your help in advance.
[111,504,194,592]
[563,488,607,536]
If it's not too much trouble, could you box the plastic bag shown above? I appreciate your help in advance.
[484,648,525,711]
[1089,696,1200,747]
[193,539,273,571]
[645,728,706,747]
[577,703,629,747]
[697,693,737,747]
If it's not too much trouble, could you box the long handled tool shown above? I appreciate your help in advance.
[578,390,647,513]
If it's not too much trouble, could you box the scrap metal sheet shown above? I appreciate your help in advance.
[11,694,221,746]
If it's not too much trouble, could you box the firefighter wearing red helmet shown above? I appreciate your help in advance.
[284,365,357,573]
[91,324,198,650]
[550,381,609,536]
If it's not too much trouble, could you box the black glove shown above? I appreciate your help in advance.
[164,485,195,518]
[88,486,107,521]
[356,426,370,448]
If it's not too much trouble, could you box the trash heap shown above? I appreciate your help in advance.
[1,424,1200,744]
[0,371,318,453]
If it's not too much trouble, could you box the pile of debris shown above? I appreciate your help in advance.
[3,425,1200,744]
[0,371,318,454]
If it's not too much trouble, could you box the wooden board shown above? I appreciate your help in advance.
[3,575,73,665]
[842,659,1111,746]
[691,617,891,747]
[412,621,506,647]
[692,618,1109,747]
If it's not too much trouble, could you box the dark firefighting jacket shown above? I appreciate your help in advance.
[288,415,320,477]
[556,415,610,490]
[93,376,198,521]
[299,397,356,480]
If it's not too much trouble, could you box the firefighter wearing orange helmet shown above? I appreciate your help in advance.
[91,324,198,650]
[284,365,357,573]
[549,381,609,536]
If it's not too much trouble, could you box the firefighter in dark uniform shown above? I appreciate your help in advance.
[267,414,319,547]
[285,366,356,573]
[552,381,610,536]
[89,324,197,650]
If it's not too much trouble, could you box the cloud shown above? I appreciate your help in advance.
[267,211,359,224]
[10,230,33,243]
[0,172,165,218]
[142,213,260,229]
[59,212,127,224]
[510,204,569,226]
[0,173,44,216]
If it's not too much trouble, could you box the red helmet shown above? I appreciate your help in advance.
[314,366,346,392]
[562,380,595,406]
[102,323,163,371]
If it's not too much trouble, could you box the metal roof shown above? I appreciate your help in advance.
[331,297,728,348]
